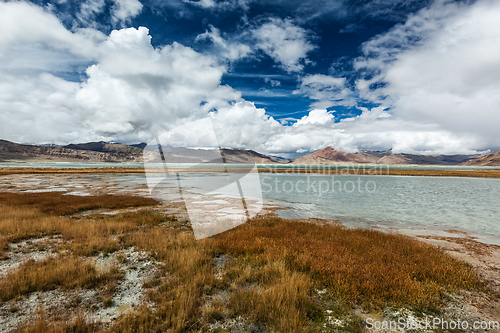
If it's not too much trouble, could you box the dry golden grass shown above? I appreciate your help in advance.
[0,256,123,301]
[0,204,65,257]
[0,191,487,332]
[213,214,483,312]
[0,192,166,256]
[108,215,483,332]
[229,268,321,331]
[0,192,157,216]
[110,228,217,332]
[14,312,100,333]
[0,168,145,176]
[65,211,168,256]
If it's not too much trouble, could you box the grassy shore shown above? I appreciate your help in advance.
[1,166,500,178]
[0,192,490,332]
[0,168,146,175]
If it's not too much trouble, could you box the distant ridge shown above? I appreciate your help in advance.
[141,146,287,164]
[460,150,500,166]
[0,140,287,164]
[0,140,486,166]
[292,147,389,164]
[292,146,477,165]
[130,143,147,149]
[63,141,144,156]
[0,139,144,163]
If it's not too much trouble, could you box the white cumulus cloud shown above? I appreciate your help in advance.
[353,0,500,151]
[195,25,252,61]
[77,0,106,26]
[111,0,143,26]
[294,74,354,108]
[0,4,242,145]
[253,18,316,72]
[183,0,250,11]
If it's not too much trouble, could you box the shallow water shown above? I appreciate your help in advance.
[263,173,500,236]
[1,171,500,240]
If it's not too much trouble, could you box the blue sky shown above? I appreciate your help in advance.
[28,0,427,122]
[0,0,499,156]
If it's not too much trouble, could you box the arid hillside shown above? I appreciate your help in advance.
[461,150,500,166]
[0,140,286,164]
[292,146,477,165]
[0,140,144,163]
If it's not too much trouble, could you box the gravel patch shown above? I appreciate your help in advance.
[0,247,160,332]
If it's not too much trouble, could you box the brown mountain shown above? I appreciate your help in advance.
[64,141,143,154]
[0,139,144,163]
[460,151,500,166]
[141,146,285,164]
[378,153,478,165]
[0,140,287,164]
[292,147,387,164]
[221,149,287,164]
[0,140,482,166]
[292,146,477,165]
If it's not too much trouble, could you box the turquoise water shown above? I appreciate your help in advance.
[154,171,500,237]
[1,167,499,237]
[260,173,500,236]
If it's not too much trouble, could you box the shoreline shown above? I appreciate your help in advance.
[2,169,499,242]
[1,166,500,178]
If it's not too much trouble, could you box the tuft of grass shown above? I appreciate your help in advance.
[1,236,9,259]
[103,296,114,308]
[64,296,82,309]
[0,256,124,301]
[205,301,226,323]
[228,269,317,331]
[14,312,100,333]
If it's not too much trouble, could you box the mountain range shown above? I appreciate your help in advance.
[460,150,500,166]
[292,146,480,166]
[0,140,144,163]
[0,140,283,164]
[0,139,498,166]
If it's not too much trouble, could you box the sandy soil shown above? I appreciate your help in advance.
[419,235,500,324]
